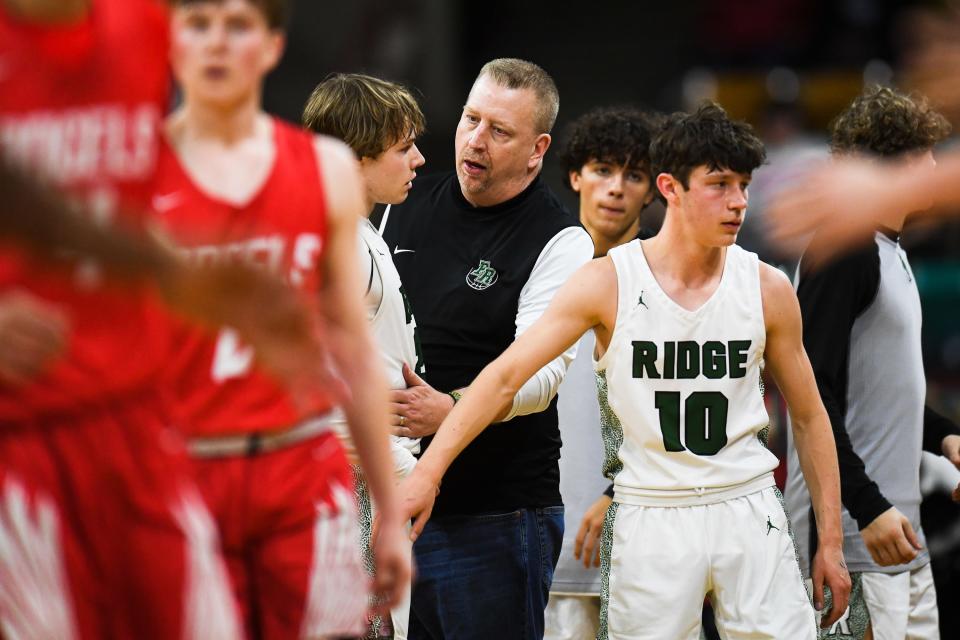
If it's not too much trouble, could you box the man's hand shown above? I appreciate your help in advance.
[0,290,68,385]
[397,467,439,541]
[811,543,851,629]
[369,515,413,616]
[860,506,923,566]
[574,493,612,568]
[389,363,453,439]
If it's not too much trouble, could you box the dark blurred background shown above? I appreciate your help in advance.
[264,0,960,633]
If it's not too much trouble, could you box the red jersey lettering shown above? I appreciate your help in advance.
[155,119,334,436]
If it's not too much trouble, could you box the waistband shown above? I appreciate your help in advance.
[614,472,776,507]
[187,413,334,458]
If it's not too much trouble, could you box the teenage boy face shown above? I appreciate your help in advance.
[570,159,652,245]
[667,165,751,247]
[170,0,283,109]
[360,133,426,206]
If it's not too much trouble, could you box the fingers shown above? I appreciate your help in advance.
[410,507,430,542]
[573,526,587,561]
[821,583,849,629]
[582,526,601,569]
[811,569,825,612]
[952,482,960,503]
[902,519,923,552]
[401,362,425,387]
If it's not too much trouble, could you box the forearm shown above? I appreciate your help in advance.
[0,158,173,280]
[793,412,844,547]
[500,349,571,421]
[417,362,519,484]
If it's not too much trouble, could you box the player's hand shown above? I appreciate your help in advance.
[860,506,923,566]
[574,493,612,568]
[389,363,453,439]
[939,435,960,503]
[811,543,851,629]
[159,258,349,404]
[397,467,439,542]
[766,159,899,265]
[941,434,960,469]
[369,513,413,616]
[0,290,68,386]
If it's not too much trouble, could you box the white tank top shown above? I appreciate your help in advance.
[332,219,422,471]
[596,240,776,503]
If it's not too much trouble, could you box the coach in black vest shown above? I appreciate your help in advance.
[382,58,593,639]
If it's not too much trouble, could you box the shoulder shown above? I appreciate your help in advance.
[758,261,794,303]
[311,135,364,223]
[532,182,579,227]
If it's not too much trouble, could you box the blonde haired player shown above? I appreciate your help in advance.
[303,71,427,639]
[399,103,851,639]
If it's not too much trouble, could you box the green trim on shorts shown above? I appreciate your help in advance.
[597,500,620,640]
[816,573,868,639]
[596,370,624,483]
[352,466,389,639]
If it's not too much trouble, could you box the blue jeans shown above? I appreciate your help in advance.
[409,506,564,639]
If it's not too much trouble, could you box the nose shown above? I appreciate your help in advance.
[729,185,747,210]
[608,171,624,196]
[204,21,228,50]
[411,144,426,169]
[467,124,488,150]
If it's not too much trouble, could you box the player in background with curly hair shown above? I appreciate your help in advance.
[784,85,960,640]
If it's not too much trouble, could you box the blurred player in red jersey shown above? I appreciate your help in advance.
[0,0,242,638]
[153,1,411,637]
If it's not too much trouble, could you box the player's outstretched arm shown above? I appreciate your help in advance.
[400,257,617,538]
[759,264,851,628]
[312,136,410,613]
[767,152,960,264]
[1,157,330,388]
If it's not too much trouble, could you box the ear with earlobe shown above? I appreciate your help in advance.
[529,133,552,169]
[656,173,678,204]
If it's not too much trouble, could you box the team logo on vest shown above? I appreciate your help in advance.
[466,259,498,290]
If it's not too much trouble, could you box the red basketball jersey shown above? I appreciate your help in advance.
[155,119,336,437]
[0,0,175,421]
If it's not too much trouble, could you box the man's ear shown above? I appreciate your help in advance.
[569,170,583,193]
[528,133,551,169]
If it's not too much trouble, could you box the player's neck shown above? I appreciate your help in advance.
[3,0,88,23]
[585,217,640,258]
[646,217,726,286]
[178,95,265,146]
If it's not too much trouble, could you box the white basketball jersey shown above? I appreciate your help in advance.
[333,219,422,467]
[596,240,777,501]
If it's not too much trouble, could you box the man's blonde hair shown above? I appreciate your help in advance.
[476,58,559,134]
[302,73,425,159]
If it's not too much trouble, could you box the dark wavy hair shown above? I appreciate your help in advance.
[649,102,766,202]
[830,86,951,157]
[558,107,662,189]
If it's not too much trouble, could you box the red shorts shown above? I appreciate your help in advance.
[191,429,367,639]
[0,393,239,640]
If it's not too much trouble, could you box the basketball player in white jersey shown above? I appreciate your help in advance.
[303,72,426,639]
[399,102,851,639]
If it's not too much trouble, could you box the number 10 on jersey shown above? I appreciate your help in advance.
[655,391,728,456]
